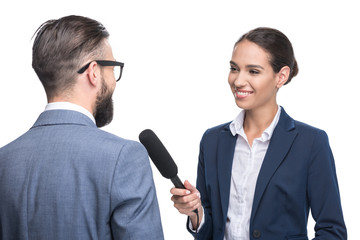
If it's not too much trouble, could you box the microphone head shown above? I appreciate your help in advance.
[139,129,178,179]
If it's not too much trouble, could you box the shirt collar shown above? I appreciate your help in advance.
[44,102,96,124]
[229,106,281,142]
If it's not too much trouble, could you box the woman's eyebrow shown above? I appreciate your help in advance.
[246,64,264,70]
[230,61,264,70]
[229,60,238,66]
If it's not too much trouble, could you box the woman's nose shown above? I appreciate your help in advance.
[233,71,247,87]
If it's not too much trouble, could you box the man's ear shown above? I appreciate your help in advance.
[86,61,100,87]
[276,66,290,88]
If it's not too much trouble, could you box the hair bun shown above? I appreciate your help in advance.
[286,59,298,85]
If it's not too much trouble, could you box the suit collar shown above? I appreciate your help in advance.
[31,110,97,129]
[45,102,96,124]
[277,106,295,132]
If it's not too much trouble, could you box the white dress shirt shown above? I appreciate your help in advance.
[190,106,281,239]
[225,106,281,240]
[44,102,96,124]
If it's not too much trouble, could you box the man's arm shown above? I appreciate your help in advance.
[110,141,164,239]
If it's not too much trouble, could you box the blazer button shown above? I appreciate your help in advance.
[252,230,261,238]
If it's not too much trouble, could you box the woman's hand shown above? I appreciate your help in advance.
[170,180,203,229]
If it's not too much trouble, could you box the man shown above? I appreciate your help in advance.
[0,15,164,239]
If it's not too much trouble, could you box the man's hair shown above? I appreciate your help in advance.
[32,15,109,98]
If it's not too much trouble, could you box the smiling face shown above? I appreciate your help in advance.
[228,40,288,112]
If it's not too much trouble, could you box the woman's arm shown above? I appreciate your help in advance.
[307,130,347,239]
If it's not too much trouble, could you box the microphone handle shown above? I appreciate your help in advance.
[171,175,198,214]
[171,175,185,189]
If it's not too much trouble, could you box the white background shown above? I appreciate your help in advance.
[1,0,358,239]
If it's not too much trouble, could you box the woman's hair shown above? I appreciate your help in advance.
[32,15,109,98]
[235,27,298,84]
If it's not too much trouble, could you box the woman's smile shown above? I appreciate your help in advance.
[234,89,254,99]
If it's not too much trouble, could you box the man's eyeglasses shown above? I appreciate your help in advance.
[77,60,124,82]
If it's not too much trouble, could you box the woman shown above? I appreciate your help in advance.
[170,27,347,240]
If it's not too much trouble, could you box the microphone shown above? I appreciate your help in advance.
[139,129,198,216]
[139,129,185,189]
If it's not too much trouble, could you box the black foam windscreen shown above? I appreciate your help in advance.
[139,129,178,179]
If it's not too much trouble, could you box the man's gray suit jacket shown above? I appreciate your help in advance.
[0,109,164,239]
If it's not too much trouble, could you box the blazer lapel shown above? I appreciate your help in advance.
[217,125,237,223]
[251,108,298,221]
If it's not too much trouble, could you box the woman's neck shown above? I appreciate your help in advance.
[243,104,279,146]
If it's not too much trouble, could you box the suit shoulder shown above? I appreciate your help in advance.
[83,128,145,153]
[200,121,232,142]
[291,120,332,147]
[293,120,327,136]
[95,128,127,142]
[204,121,231,134]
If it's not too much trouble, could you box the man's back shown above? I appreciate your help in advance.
[0,110,163,239]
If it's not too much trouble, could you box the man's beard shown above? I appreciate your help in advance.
[94,78,114,128]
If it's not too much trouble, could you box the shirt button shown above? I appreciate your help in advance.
[253,229,261,238]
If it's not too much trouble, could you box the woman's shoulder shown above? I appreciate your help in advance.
[294,119,323,132]
[291,117,328,136]
[204,121,232,135]
[291,120,330,145]
[280,107,327,136]
[199,121,234,148]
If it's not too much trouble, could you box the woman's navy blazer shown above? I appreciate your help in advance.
[188,107,346,240]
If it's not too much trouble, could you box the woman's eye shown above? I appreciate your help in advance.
[229,67,238,72]
[249,69,259,74]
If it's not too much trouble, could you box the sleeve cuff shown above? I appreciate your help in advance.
[188,207,205,232]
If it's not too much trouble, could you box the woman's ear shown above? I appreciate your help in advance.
[276,66,290,88]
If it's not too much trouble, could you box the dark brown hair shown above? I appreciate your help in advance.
[32,15,109,98]
[235,27,298,85]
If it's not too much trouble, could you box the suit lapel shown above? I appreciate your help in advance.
[217,125,237,223]
[250,108,298,221]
